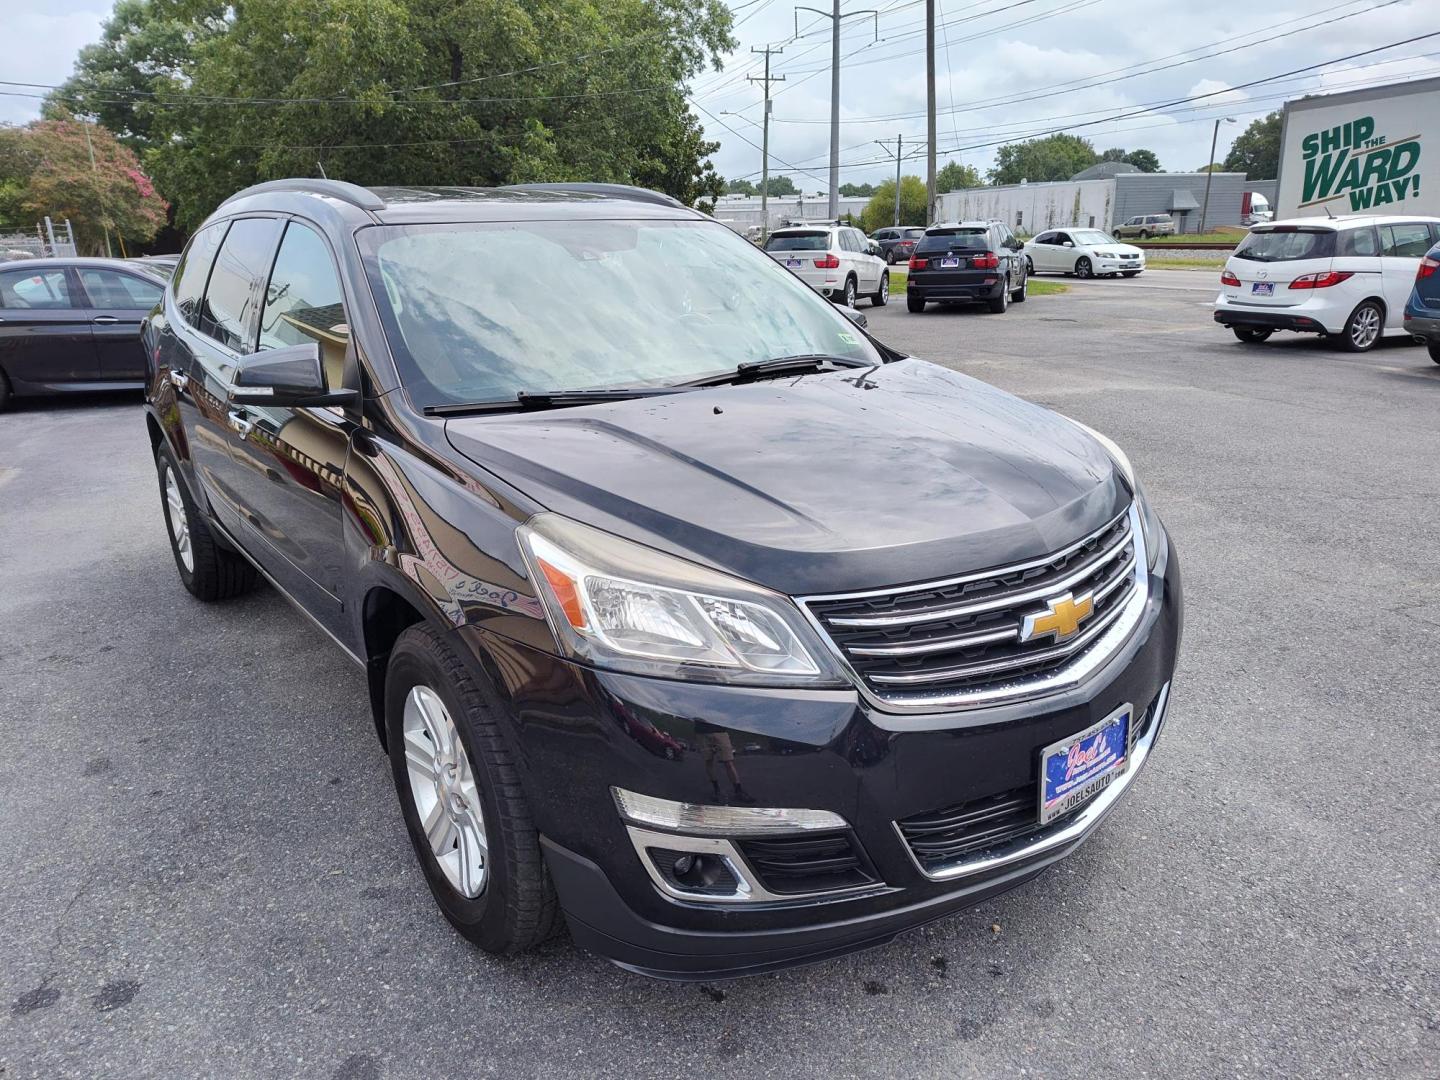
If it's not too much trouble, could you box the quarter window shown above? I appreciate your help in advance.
[0,268,73,309]
[197,217,281,352]
[1380,223,1433,258]
[79,268,163,310]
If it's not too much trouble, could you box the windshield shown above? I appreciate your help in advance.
[1071,230,1115,246]
[1233,227,1336,262]
[764,232,829,252]
[359,219,881,407]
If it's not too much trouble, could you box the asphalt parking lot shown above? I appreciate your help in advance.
[2,276,1437,1079]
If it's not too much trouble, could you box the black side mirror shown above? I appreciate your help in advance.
[231,341,358,408]
[841,306,868,330]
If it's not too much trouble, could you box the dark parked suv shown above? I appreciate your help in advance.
[1403,239,1440,363]
[143,179,1181,979]
[907,221,1029,313]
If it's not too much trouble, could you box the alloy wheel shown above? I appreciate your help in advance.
[1349,305,1381,350]
[1076,258,1092,279]
[163,466,194,573]
[879,275,889,304]
[844,278,856,307]
[403,685,488,898]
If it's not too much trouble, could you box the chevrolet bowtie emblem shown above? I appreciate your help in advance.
[1019,591,1095,644]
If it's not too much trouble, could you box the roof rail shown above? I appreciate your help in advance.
[219,179,386,211]
[501,182,686,209]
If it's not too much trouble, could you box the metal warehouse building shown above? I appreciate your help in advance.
[938,169,1265,234]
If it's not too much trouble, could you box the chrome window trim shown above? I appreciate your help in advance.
[895,681,1171,881]
[796,503,1150,713]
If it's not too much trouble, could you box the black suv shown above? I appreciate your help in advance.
[907,221,1028,313]
[142,180,1181,979]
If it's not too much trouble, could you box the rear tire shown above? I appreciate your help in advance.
[1428,340,1440,365]
[385,624,561,955]
[0,370,10,412]
[1334,300,1384,352]
[155,444,259,601]
[1232,327,1272,344]
[870,272,889,307]
[1138,229,1151,240]
[886,250,896,265]
[906,293,926,313]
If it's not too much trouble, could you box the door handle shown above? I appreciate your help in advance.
[169,370,189,392]
[226,409,255,437]
[92,315,120,324]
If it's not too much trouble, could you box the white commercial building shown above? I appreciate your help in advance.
[712,193,872,233]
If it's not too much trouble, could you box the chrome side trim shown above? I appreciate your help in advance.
[623,825,888,906]
[822,520,1132,628]
[897,681,1171,882]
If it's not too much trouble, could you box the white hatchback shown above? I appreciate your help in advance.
[1212,215,1440,351]
[1024,228,1145,279]
[763,225,890,307]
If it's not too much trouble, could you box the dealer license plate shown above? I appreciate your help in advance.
[1038,704,1130,825]
[940,256,961,268]
[785,258,803,268]
[1251,282,1275,296]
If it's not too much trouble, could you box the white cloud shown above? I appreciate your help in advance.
[1,7,109,127]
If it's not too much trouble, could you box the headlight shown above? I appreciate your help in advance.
[518,513,845,686]
[1063,417,1164,569]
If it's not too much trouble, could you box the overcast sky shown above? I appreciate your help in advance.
[4,0,1437,192]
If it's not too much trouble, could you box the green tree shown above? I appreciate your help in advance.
[51,0,735,231]
[935,159,980,192]
[761,174,796,197]
[1100,147,1127,162]
[725,178,756,195]
[839,181,874,197]
[1222,111,1282,179]
[0,118,167,252]
[1122,148,1161,173]
[859,175,927,232]
[988,134,1098,185]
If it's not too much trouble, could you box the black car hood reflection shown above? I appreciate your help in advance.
[444,358,1127,595]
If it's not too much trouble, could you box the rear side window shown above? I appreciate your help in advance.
[79,268,163,310]
[904,228,925,239]
[1233,228,1336,262]
[197,217,281,352]
[918,228,989,253]
[0,268,73,309]
[765,232,828,252]
[1338,227,1379,257]
[1380,223,1433,258]
[172,223,227,327]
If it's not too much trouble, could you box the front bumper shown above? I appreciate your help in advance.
[464,531,1182,979]
[1096,257,1144,274]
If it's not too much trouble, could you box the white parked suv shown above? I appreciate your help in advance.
[1212,215,1440,351]
[763,224,890,307]
[1024,228,1145,278]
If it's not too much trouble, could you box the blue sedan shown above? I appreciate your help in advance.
[1403,240,1440,364]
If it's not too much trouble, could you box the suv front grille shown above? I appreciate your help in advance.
[895,695,1161,874]
[801,508,1142,710]
[735,831,878,896]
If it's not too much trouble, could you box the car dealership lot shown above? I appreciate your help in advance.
[2,284,1437,1079]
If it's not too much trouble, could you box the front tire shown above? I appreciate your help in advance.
[1233,327,1272,344]
[1074,257,1093,279]
[155,444,258,601]
[870,272,889,307]
[0,370,10,412]
[1335,300,1384,352]
[906,292,926,313]
[386,624,560,954]
[1011,267,1027,303]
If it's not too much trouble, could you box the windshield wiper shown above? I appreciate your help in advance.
[424,387,691,417]
[681,354,871,388]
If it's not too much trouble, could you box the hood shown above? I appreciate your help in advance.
[444,359,1127,595]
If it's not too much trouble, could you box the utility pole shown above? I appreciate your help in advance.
[925,0,937,224]
[796,4,878,220]
[874,135,909,226]
[1198,116,1236,235]
[81,121,113,258]
[748,46,785,242]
